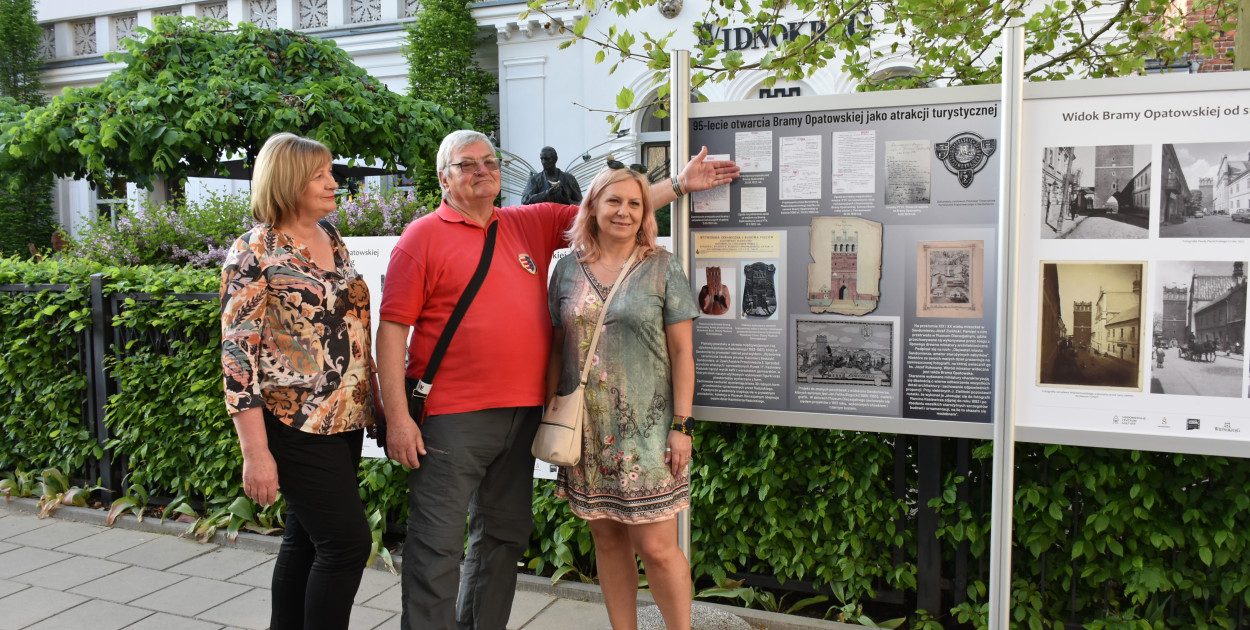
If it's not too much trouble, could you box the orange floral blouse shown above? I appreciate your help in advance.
[220,223,376,434]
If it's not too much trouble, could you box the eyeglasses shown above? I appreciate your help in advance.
[449,159,501,174]
[606,159,648,175]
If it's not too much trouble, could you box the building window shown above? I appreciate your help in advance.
[404,0,421,17]
[199,2,229,20]
[351,0,381,23]
[40,26,54,60]
[299,0,329,28]
[114,14,138,50]
[95,174,128,223]
[73,20,97,56]
[249,0,278,29]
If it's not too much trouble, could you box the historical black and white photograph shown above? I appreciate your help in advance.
[1038,262,1145,391]
[1039,145,1150,239]
[1149,261,1247,397]
[741,261,779,319]
[1159,142,1250,238]
[796,320,893,387]
[917,240,984,318]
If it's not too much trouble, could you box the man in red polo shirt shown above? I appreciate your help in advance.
[377,129,737,630]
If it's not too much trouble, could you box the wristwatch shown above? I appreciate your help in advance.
[670,415,695,435]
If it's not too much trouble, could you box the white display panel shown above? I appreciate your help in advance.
[1013,75,1250,457]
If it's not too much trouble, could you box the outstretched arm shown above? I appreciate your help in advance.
[648,145,741,207]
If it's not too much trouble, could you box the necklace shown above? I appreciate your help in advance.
[597,246,637,272]
[598,258,627,272]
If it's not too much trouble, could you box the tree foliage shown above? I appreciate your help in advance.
[404,0,500,136]
[0,0,44,107]
[523,0,1239,125]
[0,0,54,255]
[0,17,465,191]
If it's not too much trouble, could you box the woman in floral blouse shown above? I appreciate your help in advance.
[220,132,379,630]
[546,163,699,630]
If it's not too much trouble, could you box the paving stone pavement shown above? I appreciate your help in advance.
[0,502,845,630]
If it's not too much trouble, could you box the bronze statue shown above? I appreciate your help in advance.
[522,146,583,205]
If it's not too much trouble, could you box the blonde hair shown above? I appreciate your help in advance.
[567,166,658,263]
[249,132,333,225]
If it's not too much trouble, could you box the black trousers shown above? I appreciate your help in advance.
[265,416,372,630]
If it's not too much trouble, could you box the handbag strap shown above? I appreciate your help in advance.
[577,247,639,385]
[412,220,499,399]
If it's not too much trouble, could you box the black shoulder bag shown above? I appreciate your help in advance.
[375,221,498,455]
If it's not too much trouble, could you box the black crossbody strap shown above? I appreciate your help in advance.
[413,220,498,398]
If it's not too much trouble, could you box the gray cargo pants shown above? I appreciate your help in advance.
[400,406,540,630]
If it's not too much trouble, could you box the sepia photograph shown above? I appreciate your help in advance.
[1149,260,1247,397]
[1039,145,1150,239]
[916,240,985,318]
[1159,141,1250,238]
[1038,262,1145,391]
[795,319,893,387]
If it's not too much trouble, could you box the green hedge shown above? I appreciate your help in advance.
[1,256,1247,628]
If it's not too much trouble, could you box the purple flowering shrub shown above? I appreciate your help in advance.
[323,189,439,237]
[69,193,255,268]
[67,189,439,268]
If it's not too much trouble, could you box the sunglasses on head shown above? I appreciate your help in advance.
[606,159,648,175]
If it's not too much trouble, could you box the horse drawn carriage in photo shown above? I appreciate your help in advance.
[1179,336,1217,363]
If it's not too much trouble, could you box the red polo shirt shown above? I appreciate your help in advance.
[379,201,578,416]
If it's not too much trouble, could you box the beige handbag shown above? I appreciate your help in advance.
[533,248,638,467]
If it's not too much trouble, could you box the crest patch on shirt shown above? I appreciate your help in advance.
[517,253,537,274]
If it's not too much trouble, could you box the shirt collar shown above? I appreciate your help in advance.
[436,200,497,228]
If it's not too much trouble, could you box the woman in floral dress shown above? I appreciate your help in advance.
[546,163,699,630]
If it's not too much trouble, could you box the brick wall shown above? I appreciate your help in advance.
[1185,0,1237,72]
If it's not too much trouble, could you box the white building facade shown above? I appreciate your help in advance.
[33,0,1122,234]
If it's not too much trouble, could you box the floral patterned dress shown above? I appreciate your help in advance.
[548,248,699,523]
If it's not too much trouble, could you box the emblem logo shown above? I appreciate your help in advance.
[517,254,537,274]
[934,132,996,188]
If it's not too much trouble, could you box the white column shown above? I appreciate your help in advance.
[53,22,73,59]
[328,0,349,28]
[380,0,400,21]
[277,0,296,29]
[227,0,247,22]
[94,16,109,55]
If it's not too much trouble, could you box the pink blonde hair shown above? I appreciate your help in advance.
[566,167,659,263]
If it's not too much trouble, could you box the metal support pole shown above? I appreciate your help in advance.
[671,48,693,563]
[88,273,117,499]
[989,24,1025,628]
[917,436,942,613]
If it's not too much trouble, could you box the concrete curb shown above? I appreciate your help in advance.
[4,497,855,630]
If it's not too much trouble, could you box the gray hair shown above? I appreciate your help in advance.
[436,130,496,196]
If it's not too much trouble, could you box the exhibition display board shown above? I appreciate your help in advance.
[685,86,1006,439]
[673,62,1250,625]
[1013,75,1250,458]
[680,73,1250,456]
